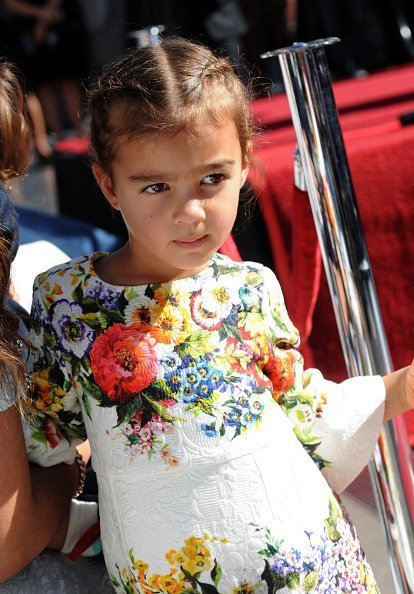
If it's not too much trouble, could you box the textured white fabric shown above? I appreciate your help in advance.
[0,552,112,593]
[24,253,386,592]
[61,499,99,555]
[11,240,69,313]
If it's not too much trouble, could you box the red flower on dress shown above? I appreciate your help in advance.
[266,347,296,397]
[90,323,158,403]
[44,416,62,449]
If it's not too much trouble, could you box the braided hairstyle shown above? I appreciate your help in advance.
[87,37,255,174]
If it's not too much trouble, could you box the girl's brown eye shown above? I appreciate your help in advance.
[202,174,226,185]
[143,183,168,194]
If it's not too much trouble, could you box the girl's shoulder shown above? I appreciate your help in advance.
[212,252,270,277]
[211,253,279,290]
[34,252,106,287]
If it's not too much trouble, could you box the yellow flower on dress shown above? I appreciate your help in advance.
[179,536,212,574]
[150,302,190,345]
[237,312,264,339]
[224,341,253,371]
[30,368,65,417]
[166,549,185,567]
[157,575,184,594]
[133,559,148,576]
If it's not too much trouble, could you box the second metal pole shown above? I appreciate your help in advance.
[262,38,414,593]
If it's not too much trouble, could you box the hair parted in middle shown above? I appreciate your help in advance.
[87,36,255,173]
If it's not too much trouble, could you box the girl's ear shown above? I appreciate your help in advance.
[92,162,120,210]
[240,141,253,188]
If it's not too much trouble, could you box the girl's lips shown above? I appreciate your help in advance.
[173,236,207,249]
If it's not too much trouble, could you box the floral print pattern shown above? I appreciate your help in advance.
[109,498,379,594]
[25,253,382,593]
[29,254,313,465]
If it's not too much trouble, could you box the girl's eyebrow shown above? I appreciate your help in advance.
[198,159,236,173]
[128,160,236,183]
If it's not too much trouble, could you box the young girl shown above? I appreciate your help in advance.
[25,37,414,593]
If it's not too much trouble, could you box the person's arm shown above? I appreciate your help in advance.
[4,0,60,22]
[383,361,414,421]
[260,266,386,493]
[0,405,79,583]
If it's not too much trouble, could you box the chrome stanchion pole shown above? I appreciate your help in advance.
[261,38,414,593]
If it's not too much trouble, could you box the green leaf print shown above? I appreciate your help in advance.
[144,284,155,299]
[303,571,319,591]
[31,427,48,445]
[71,282,84,304]
[261,560,286,593]
[108,571,121,588]
[176,330,215,359]
[142,394,179,422]
[80,312,104,330]
[324,498,342,542]
[198,582,220,594]
[258,548,273,558]
[286,572,300,589]
[210,559,223,587]
[245,271,263,286]
[107,310,125,325]
[222,321,243,342]
[115,396,143,426]
[145,379,177,401]
[295,409,307,423]
[82,393,92,419]
[82,377,104,402]
[43,331,57,350]
[48,363,66,388]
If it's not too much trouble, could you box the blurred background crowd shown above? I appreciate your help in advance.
[1,0,414,147]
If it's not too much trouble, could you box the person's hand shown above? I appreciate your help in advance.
[40,4,61,24]
[404,359,414,409]
[76,440,91,466]
[383,360,414,421]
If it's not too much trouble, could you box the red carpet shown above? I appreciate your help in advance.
[247,65,414,442]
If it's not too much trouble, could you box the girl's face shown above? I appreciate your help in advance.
[93,119,250,284]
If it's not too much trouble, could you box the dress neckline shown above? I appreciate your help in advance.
[88,251,221,290]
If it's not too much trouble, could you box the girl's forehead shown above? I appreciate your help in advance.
[116,119,240,159]
[112,122,244,178]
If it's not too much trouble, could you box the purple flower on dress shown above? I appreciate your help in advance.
[51,299,93,359]
[84,278,119,309]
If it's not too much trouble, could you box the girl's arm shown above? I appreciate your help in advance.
[383,360,414,422]
[0,405,79,583]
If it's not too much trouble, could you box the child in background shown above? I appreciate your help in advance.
[0,58,105,591]
[26,37,414,593]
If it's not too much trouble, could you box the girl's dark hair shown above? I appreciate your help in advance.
[0,59,32,183]
[87,37,255,172]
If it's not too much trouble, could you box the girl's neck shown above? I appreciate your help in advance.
[93,248,212,287]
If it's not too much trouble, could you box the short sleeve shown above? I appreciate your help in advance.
[24,275,86,467]
[260,266,385,493]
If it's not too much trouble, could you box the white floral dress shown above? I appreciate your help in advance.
[25,252,385,594]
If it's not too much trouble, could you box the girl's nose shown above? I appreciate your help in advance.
[174,198,207,225]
